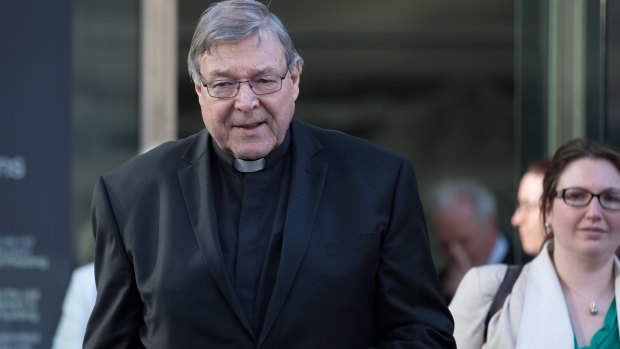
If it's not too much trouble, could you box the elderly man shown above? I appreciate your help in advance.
[429,178,515,303]
[83,1,455,348]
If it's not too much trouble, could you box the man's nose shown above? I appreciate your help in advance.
[510,210,521,227]
[234,82,259,112]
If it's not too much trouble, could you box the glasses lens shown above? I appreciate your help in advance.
[600,191,620,210]
[208,80,238,98]
[563,188,591,207]
[250,75,282,95]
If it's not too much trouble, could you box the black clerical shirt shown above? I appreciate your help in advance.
[210,131,292,333]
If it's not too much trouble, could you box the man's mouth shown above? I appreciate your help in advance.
[238,122,262,129]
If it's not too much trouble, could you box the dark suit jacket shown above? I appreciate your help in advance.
[84,119,455,348]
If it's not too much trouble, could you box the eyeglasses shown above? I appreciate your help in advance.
[201,71,288,99]
[555,188,620,211]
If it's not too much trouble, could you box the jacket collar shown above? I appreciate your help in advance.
[517,241,620,348]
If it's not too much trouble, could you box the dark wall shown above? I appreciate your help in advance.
[608,0,620,147]
[0,1,73,347]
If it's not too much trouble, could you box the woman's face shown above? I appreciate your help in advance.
[547,158,620,258]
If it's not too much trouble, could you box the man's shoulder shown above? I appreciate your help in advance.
[294,119,406,166]
[103,130,206,184]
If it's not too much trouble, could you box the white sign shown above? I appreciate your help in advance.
[0,156,26,180]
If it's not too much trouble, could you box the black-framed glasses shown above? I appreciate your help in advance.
[555,188,620,211]
[201,71,288,99]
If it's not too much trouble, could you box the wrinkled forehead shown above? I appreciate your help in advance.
[433,202,486,235]
[204,31,284,58]
[199,36,287,80]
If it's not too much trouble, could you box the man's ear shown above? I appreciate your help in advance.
[192,72,203,96]
[290,59,301,100]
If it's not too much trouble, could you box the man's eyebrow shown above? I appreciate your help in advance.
[247,67,281,76]
[206,67,281,80]
[205,70,233,80]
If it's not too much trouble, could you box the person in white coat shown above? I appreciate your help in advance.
[51,263,97,349]
[450,139,620,348]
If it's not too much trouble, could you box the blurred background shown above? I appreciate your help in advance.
[2,0,620,347]
[70,0,620,266]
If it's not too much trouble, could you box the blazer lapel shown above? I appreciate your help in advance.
[613,256,620,341]
[258,121,327,346]
[178,131,255,339]
[516,242,573,348]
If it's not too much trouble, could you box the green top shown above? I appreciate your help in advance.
[575,298,619,349]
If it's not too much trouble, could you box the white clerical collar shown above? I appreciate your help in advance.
[210,129,291,174]
[232,158,266,173]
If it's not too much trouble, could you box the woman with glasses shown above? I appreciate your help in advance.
[449,139,620,348]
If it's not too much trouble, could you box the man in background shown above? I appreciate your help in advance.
[429,178,514,303]
[511,159,550,257]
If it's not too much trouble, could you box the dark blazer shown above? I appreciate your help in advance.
[84,119,455,348]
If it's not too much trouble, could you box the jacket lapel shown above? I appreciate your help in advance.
[516,242,573,348]
[258,120,327,346]
[615,257,620,338]
[178,130,255,339]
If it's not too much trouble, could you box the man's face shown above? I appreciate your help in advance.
[433,199,496,267]
[511,172,545,256]
[194,33,301,160]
